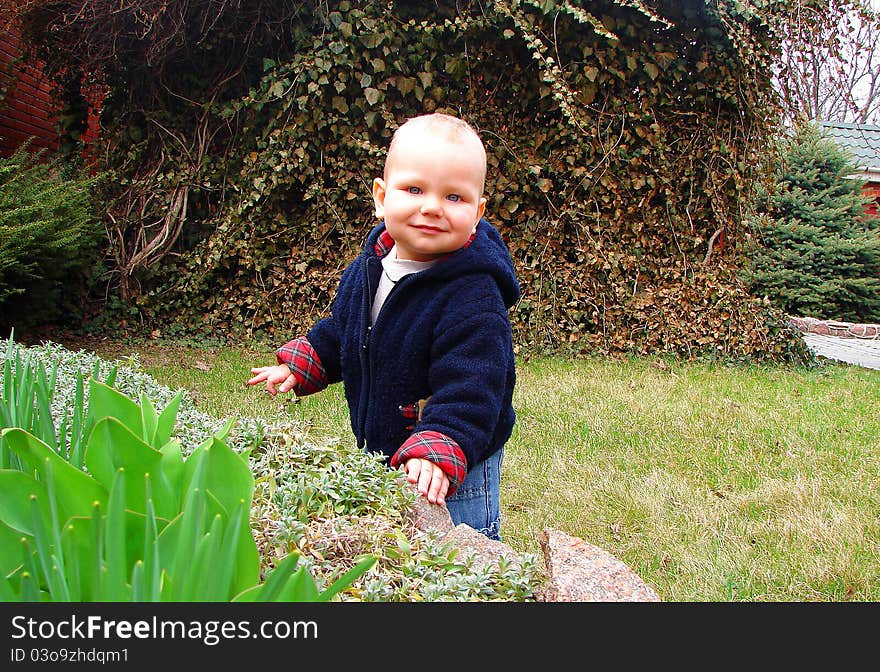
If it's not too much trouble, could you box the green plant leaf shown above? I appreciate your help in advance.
[316,555,376,602]
[142,477,161,602]
[104,468,128,601]
[276,565,320,602]
[167,470,207,601]
[29,494,70,600]
[0,571,18,601]
[1,428,107,521]
[61,516,96,601]
[0,469,51,536]
[59,520,82,602]
[155,389,183,447]
[68,372,88,469]
[183,436,253,519]
[213,416,235,443]
[40,457,69,599]
[32,362,57,448]
[19,570,42,602]
[130,560,145,602]
[194,488,260,596]
[0,518,24,578]
[87,379,142,438]
[186,513,224,601]
[140,392,159,448]
[243,553,302,602]
[158,438,185,511]
[210,499,246,600]
[84,417,174,519]
[155,513,182,600]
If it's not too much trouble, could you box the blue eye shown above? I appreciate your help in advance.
[447,194,461,202]
[407,186,421,194]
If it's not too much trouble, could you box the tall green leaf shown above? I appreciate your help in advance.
[84,417,173,519]
[1,428,107,520]
[104,468,128,602]
[139,393,159,448]
[155,389,183,448]
[86,379,142,438]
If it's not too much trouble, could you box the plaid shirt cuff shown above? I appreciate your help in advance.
[275,337,329,396]
[390,430,467,495]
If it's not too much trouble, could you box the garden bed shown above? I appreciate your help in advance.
[0,338,543,602]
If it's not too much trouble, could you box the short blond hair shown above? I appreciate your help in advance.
[385,113,487,190]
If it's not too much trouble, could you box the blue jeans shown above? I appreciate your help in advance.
[445,448,503,541]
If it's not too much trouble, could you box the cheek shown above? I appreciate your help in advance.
[382,193,411,213]
[454,206,481,226]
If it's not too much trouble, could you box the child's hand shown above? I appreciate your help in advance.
[403,457,450,506]
[247,364,297,396]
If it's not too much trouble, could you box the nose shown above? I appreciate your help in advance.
[419,194,443,216]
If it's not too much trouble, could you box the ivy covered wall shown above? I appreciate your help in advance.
[17,0,812,360]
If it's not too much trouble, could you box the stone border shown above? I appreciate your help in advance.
[789,316,880,340]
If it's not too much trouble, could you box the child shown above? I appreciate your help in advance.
[247,113,519,540]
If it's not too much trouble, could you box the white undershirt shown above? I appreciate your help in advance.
[371,245,437,324]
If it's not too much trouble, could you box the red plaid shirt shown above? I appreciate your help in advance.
[276,337,329,396]
[276,336,468,493]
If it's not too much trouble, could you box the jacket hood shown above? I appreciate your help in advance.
[363,218,521,308]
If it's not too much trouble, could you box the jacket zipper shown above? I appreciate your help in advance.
[357,260,376,448]
[358,259,413,449]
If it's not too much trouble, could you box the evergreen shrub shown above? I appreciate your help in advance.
[743,122,880,323]
[0,145,101,333]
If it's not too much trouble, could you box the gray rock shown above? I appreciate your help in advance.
[442,523,522,572]
[538,528,660,602]
[400,476,660,601]
[400,477,454,534]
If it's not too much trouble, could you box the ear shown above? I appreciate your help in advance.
[473,196,487,232]
[372,178,387,219]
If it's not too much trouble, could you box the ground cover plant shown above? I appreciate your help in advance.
[0,338,542,602]
[67,336,880,602]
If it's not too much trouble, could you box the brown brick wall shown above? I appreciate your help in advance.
[0,21,105,161]
[0,23,59,156]
[864,182,880,217]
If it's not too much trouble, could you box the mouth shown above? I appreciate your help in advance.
[411,224,446,233]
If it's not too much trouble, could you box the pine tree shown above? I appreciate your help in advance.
[744,121,880,323]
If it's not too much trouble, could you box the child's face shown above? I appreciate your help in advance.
[372,128,487,261]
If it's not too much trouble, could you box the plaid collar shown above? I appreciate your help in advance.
[374,229,396,257]
[373,226,477,259]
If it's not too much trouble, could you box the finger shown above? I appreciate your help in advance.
[432,475,449,507]
[265,379,277,396]
[417,463,434,496]
[426,469,447,505]
[405,460,421,484]
[246,368,270,385]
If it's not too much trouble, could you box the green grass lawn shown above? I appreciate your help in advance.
[69,338,880,601]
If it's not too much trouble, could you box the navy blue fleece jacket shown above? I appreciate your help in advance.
[304,218,520,475]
